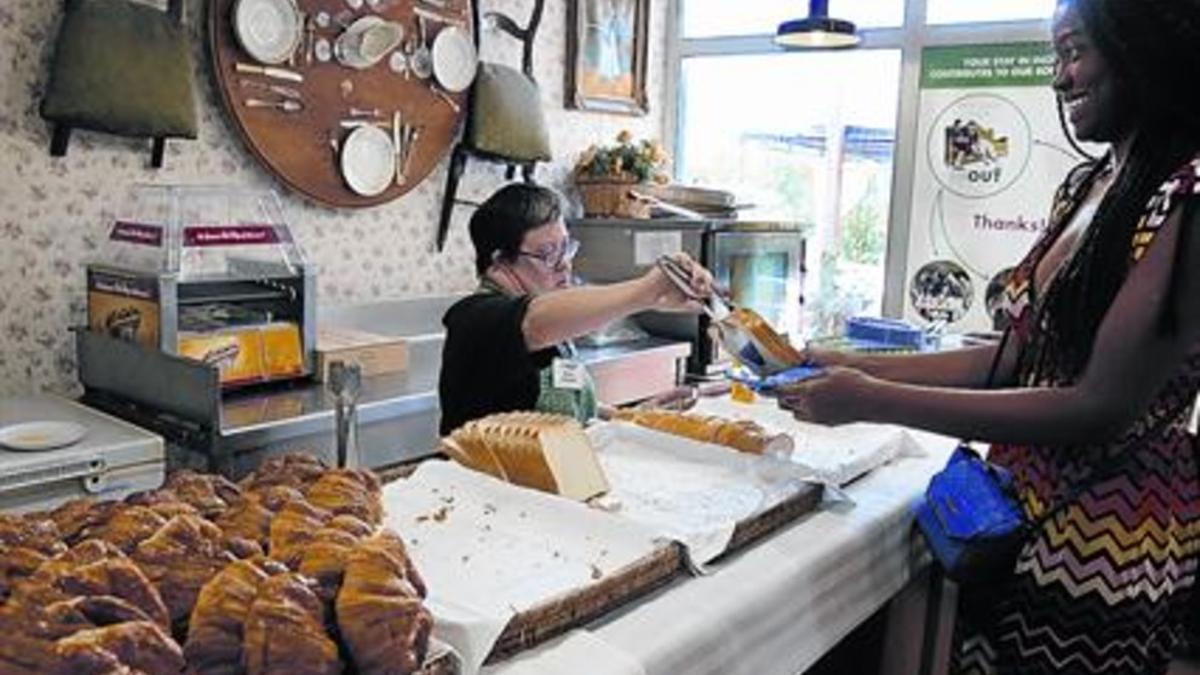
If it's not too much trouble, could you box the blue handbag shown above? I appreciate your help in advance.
[912,444,1028,583]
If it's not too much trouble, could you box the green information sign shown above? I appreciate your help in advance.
[921,43,1055,89]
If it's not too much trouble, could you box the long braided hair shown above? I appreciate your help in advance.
[1025,0,1200,382]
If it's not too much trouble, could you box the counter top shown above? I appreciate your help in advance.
[484,428,959,675]
[219,335,443,451]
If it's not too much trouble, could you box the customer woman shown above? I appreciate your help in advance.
[439,183,713,435]
[778,0,1200,673]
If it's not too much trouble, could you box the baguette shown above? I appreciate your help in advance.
[613,409,792,455]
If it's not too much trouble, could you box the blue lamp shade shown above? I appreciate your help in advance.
[775,0,859,49]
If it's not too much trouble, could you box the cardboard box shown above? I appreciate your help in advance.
[177,322,304,387]
[315,327,408,382]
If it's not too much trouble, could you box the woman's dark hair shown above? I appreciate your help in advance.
[1030,0,1200,380]
[468,183,563,277]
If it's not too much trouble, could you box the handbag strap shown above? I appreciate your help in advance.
[982,328,1011,390]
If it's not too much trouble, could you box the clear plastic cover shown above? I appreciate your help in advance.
[103,184,307,281]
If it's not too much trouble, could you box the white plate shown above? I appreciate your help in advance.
[233,0,302,65]
[0,421,87,452]
[340,125,396,197]
[431,26,477,93]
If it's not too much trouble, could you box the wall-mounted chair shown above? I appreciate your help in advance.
[40,0,198,168]
[436,0,552,251]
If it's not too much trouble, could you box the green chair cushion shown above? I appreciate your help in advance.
[41,0,197,139]
[468,62,551,163]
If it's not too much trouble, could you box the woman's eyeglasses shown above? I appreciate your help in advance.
[518,238,581,269]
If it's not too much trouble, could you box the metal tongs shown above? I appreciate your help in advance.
[655,255,794,378]
[655,255,732,322]
[328,361,363,468]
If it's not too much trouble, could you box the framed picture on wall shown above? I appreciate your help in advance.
[566,0,649,116]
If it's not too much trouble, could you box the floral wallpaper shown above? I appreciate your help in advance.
[0,0,670,396]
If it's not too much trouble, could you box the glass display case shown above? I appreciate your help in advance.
[87,184,316,387]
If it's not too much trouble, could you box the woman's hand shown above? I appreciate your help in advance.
[640,253,716,312]
[776,366,876,425]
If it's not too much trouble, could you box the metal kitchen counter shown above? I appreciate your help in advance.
[78,294,691,476]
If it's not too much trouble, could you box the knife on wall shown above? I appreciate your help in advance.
[235,62,305,83]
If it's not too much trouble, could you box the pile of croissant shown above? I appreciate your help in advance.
[0,454,432,675]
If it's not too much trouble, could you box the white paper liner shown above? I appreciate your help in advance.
[381,460,665,675]
[690,396,925,492]
[587,421,818,566]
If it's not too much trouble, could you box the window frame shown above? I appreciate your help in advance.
[667,0,1053,317]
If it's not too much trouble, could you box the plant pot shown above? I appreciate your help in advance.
[576,178,652,219]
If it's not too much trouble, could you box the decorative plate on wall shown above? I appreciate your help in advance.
[340,124,396,197]
[431,26,477,93]
[233,0,303,65]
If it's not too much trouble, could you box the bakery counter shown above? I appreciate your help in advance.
[483,428,961,675]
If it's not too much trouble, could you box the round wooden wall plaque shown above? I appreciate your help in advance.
[209,0,472,208]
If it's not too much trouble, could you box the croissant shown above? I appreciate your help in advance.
[268,499,332,567]
[185,556,289,675]
[336,531,432,675]
[243,573,341,675]
[123,488,210,524]
[53,555,171,629]
[304,468,383,525]
[0,512,66,555]
[43,595,156,630]
[5,540,167,635]
[239,453,327,492]
[82,505,168,553]
[0,545,49,600]
[131,514,239,627]
[163,470,243,518]
[29,538,126,582]
[214,486,305,550]
[42,498,119,545]
[54,620,186,675]
[296,515,375,590]
[0,623,59,674]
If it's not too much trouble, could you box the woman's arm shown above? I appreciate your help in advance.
[782,205,1200,445]
[809,341,1012,389]
[522,258,712,350]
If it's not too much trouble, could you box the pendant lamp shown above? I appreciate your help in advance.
[775,0,860,49]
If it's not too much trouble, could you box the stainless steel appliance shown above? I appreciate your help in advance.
[570,218,806,377]
[85,186,317,387]
[0,395,165,513]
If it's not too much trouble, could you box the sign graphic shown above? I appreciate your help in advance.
[903,43,1099,332]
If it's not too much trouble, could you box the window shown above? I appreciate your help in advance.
[681,0,903,39]
[674,1,1055,329]
[926,0,1055,25]
[677,50,901,336]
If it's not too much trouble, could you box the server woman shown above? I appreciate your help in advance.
[438,183,713,435]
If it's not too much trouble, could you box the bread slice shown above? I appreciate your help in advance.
[732,307,804,367]
[444,413,608,501]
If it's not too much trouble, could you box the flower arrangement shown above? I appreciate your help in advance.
[574,130,670,184]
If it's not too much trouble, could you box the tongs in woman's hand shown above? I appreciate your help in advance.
[656,255,732,321]
[656,255,806,378]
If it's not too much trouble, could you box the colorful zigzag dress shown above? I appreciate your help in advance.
[952,155,1200,675]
